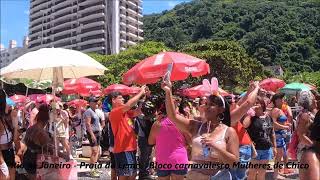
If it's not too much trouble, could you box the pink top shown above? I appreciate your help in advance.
[155,117,188,170]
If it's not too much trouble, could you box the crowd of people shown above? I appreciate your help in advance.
[0,79,319,180]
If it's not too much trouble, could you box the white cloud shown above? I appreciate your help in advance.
[168,1,178,8]
[24,10,29,15]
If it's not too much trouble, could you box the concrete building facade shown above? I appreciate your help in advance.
[0,37,29,68]
[28,0,143,54]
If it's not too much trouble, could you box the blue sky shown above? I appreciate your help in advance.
[0,0,190,48]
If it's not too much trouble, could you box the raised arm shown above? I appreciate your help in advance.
[122,86,146,113]
[231,82,260,126]
[162,82,191,133]
[236,82,255,106]
[242,115,252,128]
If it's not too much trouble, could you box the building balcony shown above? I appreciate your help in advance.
[81,21,104,29]
[78,38,105,46]
[30,37,42,44]
[126,16,137,23]
[78,4,105,14]
[30,21,49,32]
[126,1,138,8]
[30,13,52,25]
[31,0,46,7]
[82,21,104,29]
[52,20,76,31]
[120,13,126,19]
[30,9,45,19]
[31,1,50,13]
[134,0,143,4]
[29,27,51,38]
[78,29,105,38]
[63,44,77,49]
[127,32,137,39]
[81,46,105,53]
[79,13,105,22]
[54,28,73,38]
[127,40,136,46]
[53,38,70,46]
[29,44,44,51]
[138,20,143,25]
[53,13,74,23]
[119,4,126,10]
[120,38,126,43]
[53,0,73,10]
[120,30,126,35]
[127,23,138,31]
[78,0,100,6]
[137,36,144,41]
[120,21,126,27]
[126,8,137,16]
[53,5,74,15]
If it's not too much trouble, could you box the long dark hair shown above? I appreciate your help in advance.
[35,104,50,124]
[207,95,231,126]
[178,100,190,117]
[0,89,6,117]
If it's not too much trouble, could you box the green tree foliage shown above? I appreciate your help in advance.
[181,40,264,90]
[143,0,320,73]
[88,41,170,87]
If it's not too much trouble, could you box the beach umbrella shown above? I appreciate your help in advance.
[67,99,88,107]
[280,82,314,95]
[183,85,230,98]
[0,48,107,157]
[259,78,286,92]
[122,51,210,85]
[62,77,101,96]
[36,94,61,104]
[103,84,140,95]
[9,95,29,104]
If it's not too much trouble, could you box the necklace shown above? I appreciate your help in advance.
[206,121,221,134]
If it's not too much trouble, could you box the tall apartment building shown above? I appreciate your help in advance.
[0,37,29,68]
[28,0,143,54]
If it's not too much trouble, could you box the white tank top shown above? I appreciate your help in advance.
[191,123,228,162]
